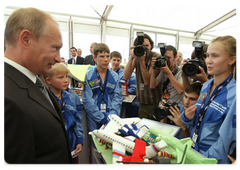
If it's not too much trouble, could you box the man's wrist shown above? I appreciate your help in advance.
[180,125,187,131]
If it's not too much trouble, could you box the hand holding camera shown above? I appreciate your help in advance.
[184,105,197,120]
[152,101,179,121]
[153,43,170,70]
[168,105,185,128]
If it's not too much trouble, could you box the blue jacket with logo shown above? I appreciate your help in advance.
[51,90,84,151]
[181,76,236,164]
[82,68,122,132]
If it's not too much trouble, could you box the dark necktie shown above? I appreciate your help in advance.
[73,58,76,64]
[36,76,54,107]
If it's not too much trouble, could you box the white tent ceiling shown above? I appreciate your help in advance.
[3,0,238,38]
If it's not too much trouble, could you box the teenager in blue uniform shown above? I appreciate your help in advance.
[45,63,84,158]
[165,82,202,139]
[82,43,122,132]
[110,51,140,117]
[181,36,236,164]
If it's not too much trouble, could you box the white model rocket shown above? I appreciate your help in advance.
[92,129,167,164]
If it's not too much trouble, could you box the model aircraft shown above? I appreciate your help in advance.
[91,129,167,164]
[100,114,149,139]
[147,127,218,164]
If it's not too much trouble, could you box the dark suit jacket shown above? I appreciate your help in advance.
[4,63,72,164]
[68,56,84,64]
[83,54,93,65]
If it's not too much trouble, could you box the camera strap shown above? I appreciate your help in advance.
[192,75,232,148]
[145,51,152,70]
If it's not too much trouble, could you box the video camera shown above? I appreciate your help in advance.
[182,41,207,77]
[152,101,179,121]
[134,32,147,57]
[154,43,170,69]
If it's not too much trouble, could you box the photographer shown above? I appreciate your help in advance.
[150,45,184,105]
[124,33,162,119]
[153,82,202,139]
[181,43,210,89]
[169,82,202,138]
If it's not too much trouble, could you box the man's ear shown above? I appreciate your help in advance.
[174,54,178,60]
[19,29,32,49]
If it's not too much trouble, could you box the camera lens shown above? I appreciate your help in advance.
[182,62,198,77]
[155,60,165,68]
[155,56,169,69]
[134,45,145,57]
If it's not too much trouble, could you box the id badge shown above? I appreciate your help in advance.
[140,83,144,91]
[100,103,106,112]
[192,133,198,148]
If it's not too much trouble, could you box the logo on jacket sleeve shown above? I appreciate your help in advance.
[89,81,95,87]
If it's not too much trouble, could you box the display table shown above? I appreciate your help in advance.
[90,118,180,164]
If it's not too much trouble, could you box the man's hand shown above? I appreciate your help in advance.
[74,144,83,155]
[180,59,190,76]
[160,61,171,75]
[151,56,157,68]
[168,105,185,128]
[130,46,146,62]
[191,66,208,83]
[184,105,197,120]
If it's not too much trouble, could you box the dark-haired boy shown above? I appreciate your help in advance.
[110,51,140,117]
[82,43,122,132]
[167,82,202,138]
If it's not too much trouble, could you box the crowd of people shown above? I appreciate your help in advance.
[4,7,236,164]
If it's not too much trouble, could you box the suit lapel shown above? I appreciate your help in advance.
[5,63,63,123]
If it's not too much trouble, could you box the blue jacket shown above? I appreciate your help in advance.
[66,88,85,143]
[181,76,236,164]
[51,90,84,151]
[82,68,122,132]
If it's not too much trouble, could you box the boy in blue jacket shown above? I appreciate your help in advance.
[82,43,122,132]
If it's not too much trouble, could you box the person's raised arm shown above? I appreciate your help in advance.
[124,46,136,80]
[181,59,191,89]
[150,56,160,89]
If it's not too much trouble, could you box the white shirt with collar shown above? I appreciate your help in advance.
[4,57,36,83]
[71,55,77,64]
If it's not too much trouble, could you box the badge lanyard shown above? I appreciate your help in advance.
[192,75,233,148]
[96,68,109,112]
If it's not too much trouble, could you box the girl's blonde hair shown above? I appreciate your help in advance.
[211,35,236,79]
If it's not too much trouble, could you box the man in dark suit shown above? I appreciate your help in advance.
[83,42,97,65]
[4,7,72,163]
[67,47,84,64]
[68,47,84,87]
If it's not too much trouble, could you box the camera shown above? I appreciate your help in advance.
[155,56,170,69]
[152,101,179,121]
[134,32,147,57]
[154,43,170,69]
[182,41,207,77]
